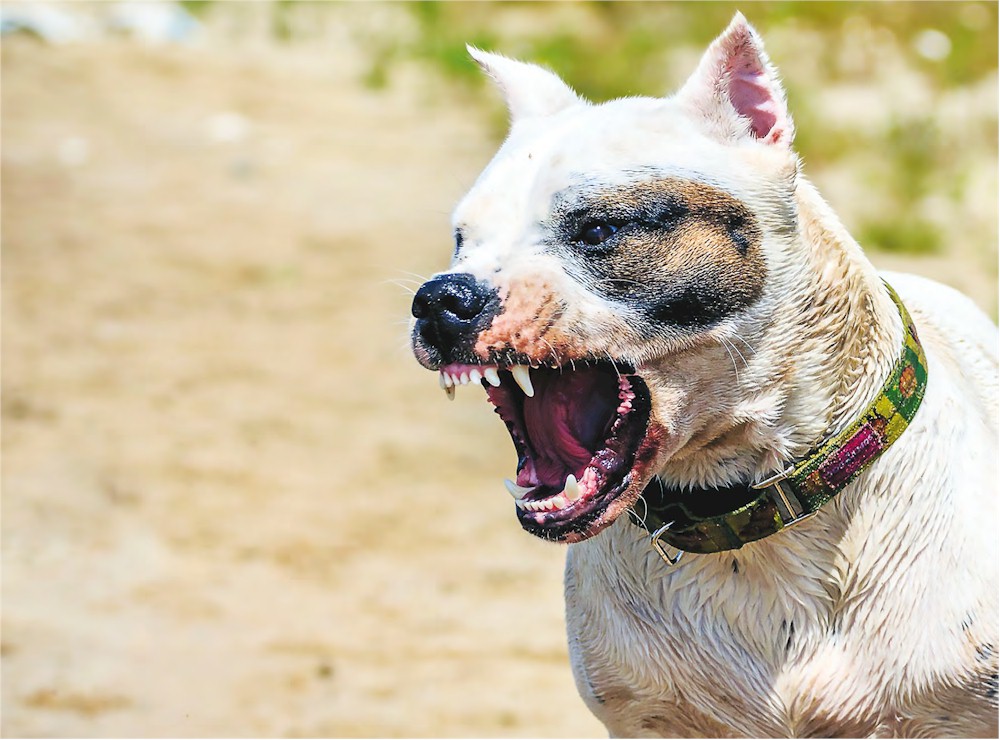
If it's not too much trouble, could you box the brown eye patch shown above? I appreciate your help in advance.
[552,178,767,332]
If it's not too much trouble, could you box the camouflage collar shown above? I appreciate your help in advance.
[630,282,928,566]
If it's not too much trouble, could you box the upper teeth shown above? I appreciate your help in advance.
[510,365,534,397]
[438,364,534,397]
[504,479,533,500]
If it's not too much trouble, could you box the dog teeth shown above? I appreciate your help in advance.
[513,474,582,512]
[520,499,548,512]
[520,496,562,512]
[564,473,581,501]
[445,385,455,401]
[510,365,535,397]
[436,364,502,397]
[504,479,533,500]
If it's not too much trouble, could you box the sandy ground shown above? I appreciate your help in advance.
[2,24,996,740]
[1,35,606,737]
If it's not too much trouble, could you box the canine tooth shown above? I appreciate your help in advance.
[439,373,447,389]
[483,367,501,387]
[445,385,455,401]
[551,494,568,510]
[515,499,528,510]
[511,365,535,397]
[564,474,581,501]
[469,369,482,384]
[503,479,533,500]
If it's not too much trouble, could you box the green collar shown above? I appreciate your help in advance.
[630,282,928,565]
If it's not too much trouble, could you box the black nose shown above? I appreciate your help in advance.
[411,273,498,361]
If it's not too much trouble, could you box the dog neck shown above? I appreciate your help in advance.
[650,176,905,495]
[781,178,905,451]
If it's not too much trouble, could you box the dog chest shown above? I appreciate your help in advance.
[563,507,998,738]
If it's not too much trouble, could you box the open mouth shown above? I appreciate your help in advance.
[438,360,652,542]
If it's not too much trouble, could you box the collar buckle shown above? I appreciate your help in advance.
[752,469,817,528]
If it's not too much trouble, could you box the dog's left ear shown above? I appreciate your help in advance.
[676,13,793,147]
[467,45,581,121]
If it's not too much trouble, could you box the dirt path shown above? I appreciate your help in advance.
[1,36,605,737]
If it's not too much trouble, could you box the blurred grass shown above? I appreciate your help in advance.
[181,1,997,263]
[388,2,996,98]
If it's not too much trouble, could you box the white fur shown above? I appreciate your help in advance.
[565,271,999,735]
[451,14,999,737]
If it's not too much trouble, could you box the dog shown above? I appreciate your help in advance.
[409,14,998,737]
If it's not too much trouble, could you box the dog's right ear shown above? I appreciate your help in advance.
[467,46,581,122]
[675,13,794,148]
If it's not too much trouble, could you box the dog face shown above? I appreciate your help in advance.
[412,14,803,543]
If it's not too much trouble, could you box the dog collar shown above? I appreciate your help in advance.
[630,282,928,565]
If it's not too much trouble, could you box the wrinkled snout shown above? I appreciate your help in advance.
[411,272,500,366]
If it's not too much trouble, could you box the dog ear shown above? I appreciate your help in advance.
[676,13,793,147]
[467,46,581,121]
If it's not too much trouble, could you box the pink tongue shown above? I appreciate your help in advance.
[522,371,615,487]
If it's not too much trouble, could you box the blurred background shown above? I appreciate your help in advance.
[2,2,996,737]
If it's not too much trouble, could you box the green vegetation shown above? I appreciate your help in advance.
[182,1,997,261]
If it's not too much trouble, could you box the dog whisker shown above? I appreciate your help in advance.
[385,279,419,296]
[393,332,415,354]
[537,336,563,369]
[729,333,758,358]
[630,493,649,530]
[604,350,624,382]
[727,336,750,368]
[719,337,741,385]
[394,269,434,282]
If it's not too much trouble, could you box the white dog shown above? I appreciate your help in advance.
[410,14,998,737]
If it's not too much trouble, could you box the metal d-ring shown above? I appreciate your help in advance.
[649,521,684,566]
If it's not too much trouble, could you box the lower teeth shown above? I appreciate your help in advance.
[514,472,585,511]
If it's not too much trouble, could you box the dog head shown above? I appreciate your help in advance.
[411,14,806,543]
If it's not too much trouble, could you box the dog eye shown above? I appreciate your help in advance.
[579,221,618,247]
